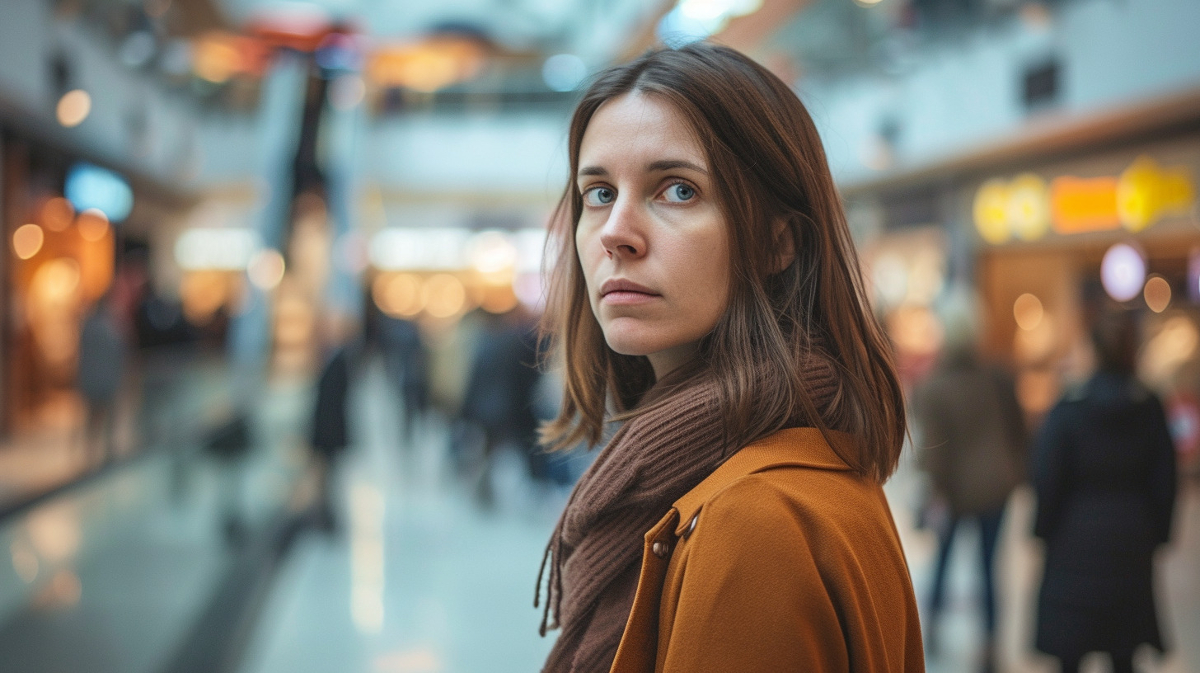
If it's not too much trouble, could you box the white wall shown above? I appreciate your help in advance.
[802,0,1200,187]
[0,0,253,189]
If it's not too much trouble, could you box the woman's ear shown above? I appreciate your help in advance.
[770,218,796,274]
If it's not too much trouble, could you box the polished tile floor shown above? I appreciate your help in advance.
[239,365,560,673]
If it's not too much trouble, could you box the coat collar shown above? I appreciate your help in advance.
[670,427,855,536]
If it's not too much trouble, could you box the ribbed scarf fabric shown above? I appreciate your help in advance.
[536,353,840,673]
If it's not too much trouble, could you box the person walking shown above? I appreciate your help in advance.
[534,43,923,672]
[310,338,357,532]
[1033,309,1177,673]
[913,307,1027,670]
[77,296,128,465]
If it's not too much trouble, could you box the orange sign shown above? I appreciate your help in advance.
[1050,175,1119,234]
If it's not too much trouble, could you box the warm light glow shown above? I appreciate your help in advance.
[13,224,44,260]
[372,273,424,318]
[886,306,943,358]
[1100,243,1146,302]
[26,505,81,563]
[1008,173,1051,241]
[422,274,466,318]
[77,209,110,242]
[1142,316,1199,384]
[1050,175,1119,234]
[56,90,91,127]
[974,179,1011,244]
[1144,276,1172,313]
[248,249,286,290]
[194,36,243,83]
[367,38,486,91]
[480,285,519,314]
[1118,156,1197,232]
[41,197,75,232]
[181,271,233,323]
[1013,293,1044,331]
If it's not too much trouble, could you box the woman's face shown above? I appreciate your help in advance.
[575,92,731,379]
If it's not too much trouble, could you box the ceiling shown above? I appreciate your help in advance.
[214,0,668,64]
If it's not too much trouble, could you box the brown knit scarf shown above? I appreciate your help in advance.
[536,353,840,673]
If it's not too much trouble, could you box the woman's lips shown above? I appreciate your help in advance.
[602,290,659,305]
[600,279,660,305]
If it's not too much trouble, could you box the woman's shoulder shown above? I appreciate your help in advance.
[699,464,890,536]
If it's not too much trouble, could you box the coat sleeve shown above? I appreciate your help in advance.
[1032,403,1071,541]
[658,482,850,673]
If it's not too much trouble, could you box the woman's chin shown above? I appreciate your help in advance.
[602,330,660,359]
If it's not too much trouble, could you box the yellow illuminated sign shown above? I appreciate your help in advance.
[973,155,1197,243]
[1118,156,1196,232]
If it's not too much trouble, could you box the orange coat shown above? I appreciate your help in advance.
[610,428,924,672]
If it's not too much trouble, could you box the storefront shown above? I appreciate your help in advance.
[0,131,189,442]
[965,132,1200,474]
[846,93,1200,477]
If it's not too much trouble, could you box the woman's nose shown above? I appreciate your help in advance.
[599,196,646,259]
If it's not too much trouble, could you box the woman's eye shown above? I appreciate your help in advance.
[583,186,615,206]
[663,183,696,203]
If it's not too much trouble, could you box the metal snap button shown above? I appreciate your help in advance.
[682,513,698,539]
[651,541,670,558]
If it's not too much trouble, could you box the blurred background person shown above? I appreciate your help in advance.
[458,307,540,507]
[1033,308,1178,673]
[309,320,360,533]
[377,310,430,446]
[913,292,1028,672]
[76,292,129,466]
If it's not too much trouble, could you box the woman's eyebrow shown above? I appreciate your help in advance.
[578,160,707,178]
[647,159,707,174]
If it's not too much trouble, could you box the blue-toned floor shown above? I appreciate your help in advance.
[238,365,560,673]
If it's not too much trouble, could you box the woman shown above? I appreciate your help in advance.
[1033,309,1177,673]
[535,43,923,673]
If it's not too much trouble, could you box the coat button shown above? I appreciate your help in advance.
[651,541,670,558]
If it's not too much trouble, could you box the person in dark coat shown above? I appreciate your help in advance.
[378,314,430,444]
[1033,309,1177,673]
[311,340,356,531]
[913,311,1027,670]
[459,308,541,505]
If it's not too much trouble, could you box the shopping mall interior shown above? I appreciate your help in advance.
[0,0,1198,671]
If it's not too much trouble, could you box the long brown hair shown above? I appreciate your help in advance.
[540,43,905,483]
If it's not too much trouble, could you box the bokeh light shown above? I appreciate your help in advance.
[372,273,424,318]
[56,90,91,127]
[1100,243,1146,302]
[422,274,466,318]
[12,224,44,260]
[1013,293,1044,331]
[41,197,75,232]
[248,249,286,290]
[1144,276,1172,313]
[76,209,110,242]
